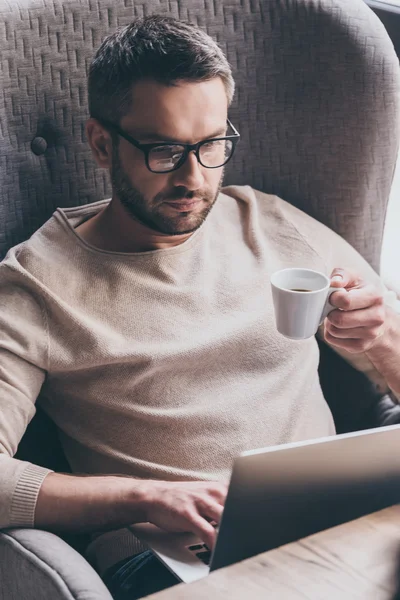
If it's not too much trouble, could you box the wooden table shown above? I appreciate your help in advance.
[148,505,400,599]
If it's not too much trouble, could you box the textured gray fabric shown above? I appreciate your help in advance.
[0,0,399,271]
[0,529,113,600]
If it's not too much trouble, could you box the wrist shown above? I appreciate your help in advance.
[365,309,400,399]
[366,309,396,361]
[123,478,161,524]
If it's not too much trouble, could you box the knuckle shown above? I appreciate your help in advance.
[331,267,346,280]
[336,312,347,327]
[327,325,339,337]
[324,330,334,343]
[181,508,198,525]
[364,330,376,342]
[370,327,382,339]
[194,493,206,507]
[354,339,367,352]
[180,504,195,519]
[340,295,352,310]
[327,311,337,326]
[197,496,213,512]
[330,311,345,327]
[375,307,386,325]
[209,484,226,500]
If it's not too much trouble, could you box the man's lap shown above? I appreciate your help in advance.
[103,550,180,600]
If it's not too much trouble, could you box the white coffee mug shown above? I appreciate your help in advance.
[270,268,337,340]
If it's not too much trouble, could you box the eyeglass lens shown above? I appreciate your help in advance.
[148,139,234,173]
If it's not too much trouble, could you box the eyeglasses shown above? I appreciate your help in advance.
[99,118,240,174]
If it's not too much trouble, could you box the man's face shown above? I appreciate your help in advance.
[110,78,228,236]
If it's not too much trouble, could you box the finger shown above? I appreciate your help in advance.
[330,268,363,289]
[327,305,386,329]
[329,285,383,311]
[325,323,382,340]
[189,513,218,549]
[207,483,228,505]
[324,331,373,353]
[199,499,224,524]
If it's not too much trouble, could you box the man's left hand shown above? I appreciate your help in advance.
[323,268,387,354]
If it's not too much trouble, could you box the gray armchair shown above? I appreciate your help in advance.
[0,0,399,598]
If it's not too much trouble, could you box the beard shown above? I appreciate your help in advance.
[110,146,223,236]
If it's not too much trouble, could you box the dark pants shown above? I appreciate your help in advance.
[103,551,180,600]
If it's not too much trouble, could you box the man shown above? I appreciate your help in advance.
[0,14,399,600]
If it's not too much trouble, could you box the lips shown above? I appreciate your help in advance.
[164,198,203,211]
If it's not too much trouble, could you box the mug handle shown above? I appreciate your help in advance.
[319,286,338,325]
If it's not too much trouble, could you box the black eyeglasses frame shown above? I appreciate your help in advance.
[97,118,240,173]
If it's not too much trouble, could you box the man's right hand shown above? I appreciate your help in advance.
[35,473,228,550]
[139,480,228,549]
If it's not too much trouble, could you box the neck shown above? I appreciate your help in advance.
[76,197,194,253]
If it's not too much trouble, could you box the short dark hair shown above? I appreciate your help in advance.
[88,15,235,124]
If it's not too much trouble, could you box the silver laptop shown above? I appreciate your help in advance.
[130,424,400,583]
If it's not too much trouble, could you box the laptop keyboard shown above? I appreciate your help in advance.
[187,543,211,565]
[186,522,218,566]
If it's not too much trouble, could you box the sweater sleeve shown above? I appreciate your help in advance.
[0,262,52,528]
[272,193,400,400]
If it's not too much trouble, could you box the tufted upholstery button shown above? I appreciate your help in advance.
[31,136,48,156]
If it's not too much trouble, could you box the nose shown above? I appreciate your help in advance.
[170,151,205,191]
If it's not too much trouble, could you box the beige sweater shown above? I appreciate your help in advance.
[0,185,398,574]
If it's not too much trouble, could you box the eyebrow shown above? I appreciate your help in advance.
[134,126,228,143]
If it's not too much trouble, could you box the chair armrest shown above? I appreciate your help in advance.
[0,528,113,600]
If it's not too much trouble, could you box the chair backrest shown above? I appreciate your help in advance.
[0,0,398,269]
[1,0,399,467]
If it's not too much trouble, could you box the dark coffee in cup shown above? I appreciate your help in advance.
[290,288,312,292]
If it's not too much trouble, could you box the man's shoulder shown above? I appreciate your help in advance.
[1,200,108,282]
[2,211,65,279]
[221,184,345,257]
[221,184,322,228]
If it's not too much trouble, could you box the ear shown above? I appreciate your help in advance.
[86,118,114,168]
